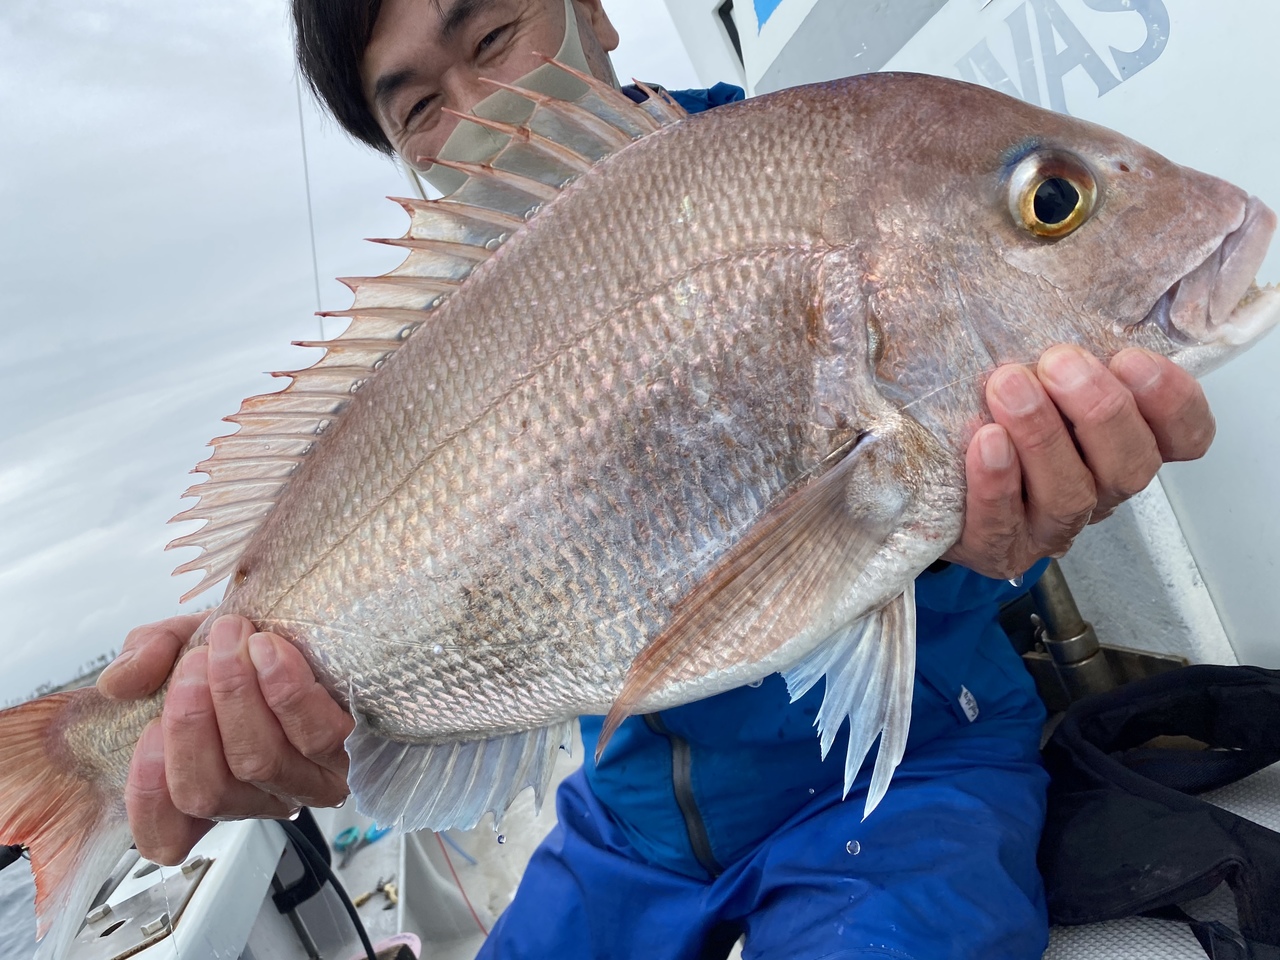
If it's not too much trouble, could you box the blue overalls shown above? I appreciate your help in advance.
[475,85,1052,960]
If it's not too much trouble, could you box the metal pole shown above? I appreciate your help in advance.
[1029,560,1117,701]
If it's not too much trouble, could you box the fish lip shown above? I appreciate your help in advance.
[1136,195,1280,347]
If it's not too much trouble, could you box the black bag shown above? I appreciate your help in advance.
[1039,664,1280,959]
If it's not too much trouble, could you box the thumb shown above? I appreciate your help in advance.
[98,613,208,700]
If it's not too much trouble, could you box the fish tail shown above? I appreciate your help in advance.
[0,690,135,958]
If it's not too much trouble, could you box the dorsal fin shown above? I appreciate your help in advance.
[168,61,689,602]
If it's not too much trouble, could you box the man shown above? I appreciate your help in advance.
[97,1,1216,956]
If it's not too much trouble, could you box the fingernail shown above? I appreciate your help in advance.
[248,633,279,674]
[137,720,166,762]
[208,617,244,663]
[1041,345,1094,391]
[1114,350,1162,391]
[174,648,208,687]
[97,648,136,685]
[992,367,1040,416]
[978,428,1014,471]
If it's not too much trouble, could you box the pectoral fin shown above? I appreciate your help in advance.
[782,583,916,818]
[598,429,917,756]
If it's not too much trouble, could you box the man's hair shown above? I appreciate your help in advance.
[292,0,395,154]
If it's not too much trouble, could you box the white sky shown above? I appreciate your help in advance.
[0,1,701,703]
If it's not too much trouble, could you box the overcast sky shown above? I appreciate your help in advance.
[0,1,700,703]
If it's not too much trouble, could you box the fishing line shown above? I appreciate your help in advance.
[434,832,489,936]
[294,71,326,341]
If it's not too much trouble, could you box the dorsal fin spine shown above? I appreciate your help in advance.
[477,79,638,150]
[442,109,595,175]
[370,237,491,261]
[170,500,275,527]
[422,157,562,203]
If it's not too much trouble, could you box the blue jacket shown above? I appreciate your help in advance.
[579,84,1048,881]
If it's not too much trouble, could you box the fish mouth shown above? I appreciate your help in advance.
[1141,195,1280,348]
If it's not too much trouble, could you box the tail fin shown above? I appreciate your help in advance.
[0,692,134,958]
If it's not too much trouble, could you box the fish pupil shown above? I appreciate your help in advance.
[1033,178,1080,225]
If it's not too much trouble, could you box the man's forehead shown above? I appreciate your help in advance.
[366,0,495,96]
[367,0,528,68]
[439,0,497,40]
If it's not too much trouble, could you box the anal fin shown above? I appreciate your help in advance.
[346,717,574,833]
[783,582,917,818]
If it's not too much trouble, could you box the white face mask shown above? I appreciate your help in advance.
[411,0,616,196]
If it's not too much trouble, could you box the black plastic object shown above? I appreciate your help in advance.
[1040,665,1280,956]
[0,845,23,871]
[717,1,744,65]
[272,807,331,913]
[277,814,379,960]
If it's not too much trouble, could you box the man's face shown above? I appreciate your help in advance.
[363,0,620,168]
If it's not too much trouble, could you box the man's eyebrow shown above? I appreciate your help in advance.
[440,0,496,41]
[373,68,417,113]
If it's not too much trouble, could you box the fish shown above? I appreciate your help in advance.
[2,61,1278,954]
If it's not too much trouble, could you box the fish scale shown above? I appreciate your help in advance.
[2,66,1278,958]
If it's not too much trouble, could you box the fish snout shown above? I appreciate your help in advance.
[1151,195,1280,349]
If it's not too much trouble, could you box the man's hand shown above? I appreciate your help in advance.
[98,615,353,865]
[945,345,1215,580]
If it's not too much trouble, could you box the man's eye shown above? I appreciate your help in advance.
[405,96,433,125]
[477,25,508,54]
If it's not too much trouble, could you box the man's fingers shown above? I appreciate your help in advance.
[98,613,206,700]
[1111,348,1216,462]
[163,645,295,823]
[1039,346,1163,517]
[206,618,350,806]
[251,633,354,783]
[988,363,1097,556]
[125,720,213,866]
[943,425,1030,579]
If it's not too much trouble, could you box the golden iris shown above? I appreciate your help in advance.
[1008,151,1098,239]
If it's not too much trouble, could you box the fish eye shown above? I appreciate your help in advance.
[1008,151,1097,239]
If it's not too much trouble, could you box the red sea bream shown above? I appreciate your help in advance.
[1,64,1277,956]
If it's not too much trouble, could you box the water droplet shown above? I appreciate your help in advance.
[398,326,414,340]
[349,379,366,394]
[485,236,503,251]
[1008,575,1024,588]
[747,678,763,688]
[432,644,444,656]
[496,834,506,845]
[845,840,861,855]
[316,419,332,435]
[373,358,386,371]
[808,788,815,795]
